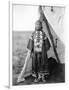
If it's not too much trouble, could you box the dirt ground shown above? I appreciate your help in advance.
[13,63,65,85]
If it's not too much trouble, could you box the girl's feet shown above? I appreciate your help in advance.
[34,78,39,83]
[42,74,46,82]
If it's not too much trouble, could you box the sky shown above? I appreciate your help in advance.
[13,5,40,31]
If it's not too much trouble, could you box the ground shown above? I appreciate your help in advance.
[13,63,65,85]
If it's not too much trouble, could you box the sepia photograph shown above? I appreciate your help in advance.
[12,4,65,86]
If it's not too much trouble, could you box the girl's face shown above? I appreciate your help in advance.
[35,22,42,30]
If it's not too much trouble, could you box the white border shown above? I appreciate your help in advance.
[9,1,13,88]
[9,0,66,89]
[11,0,66,7]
